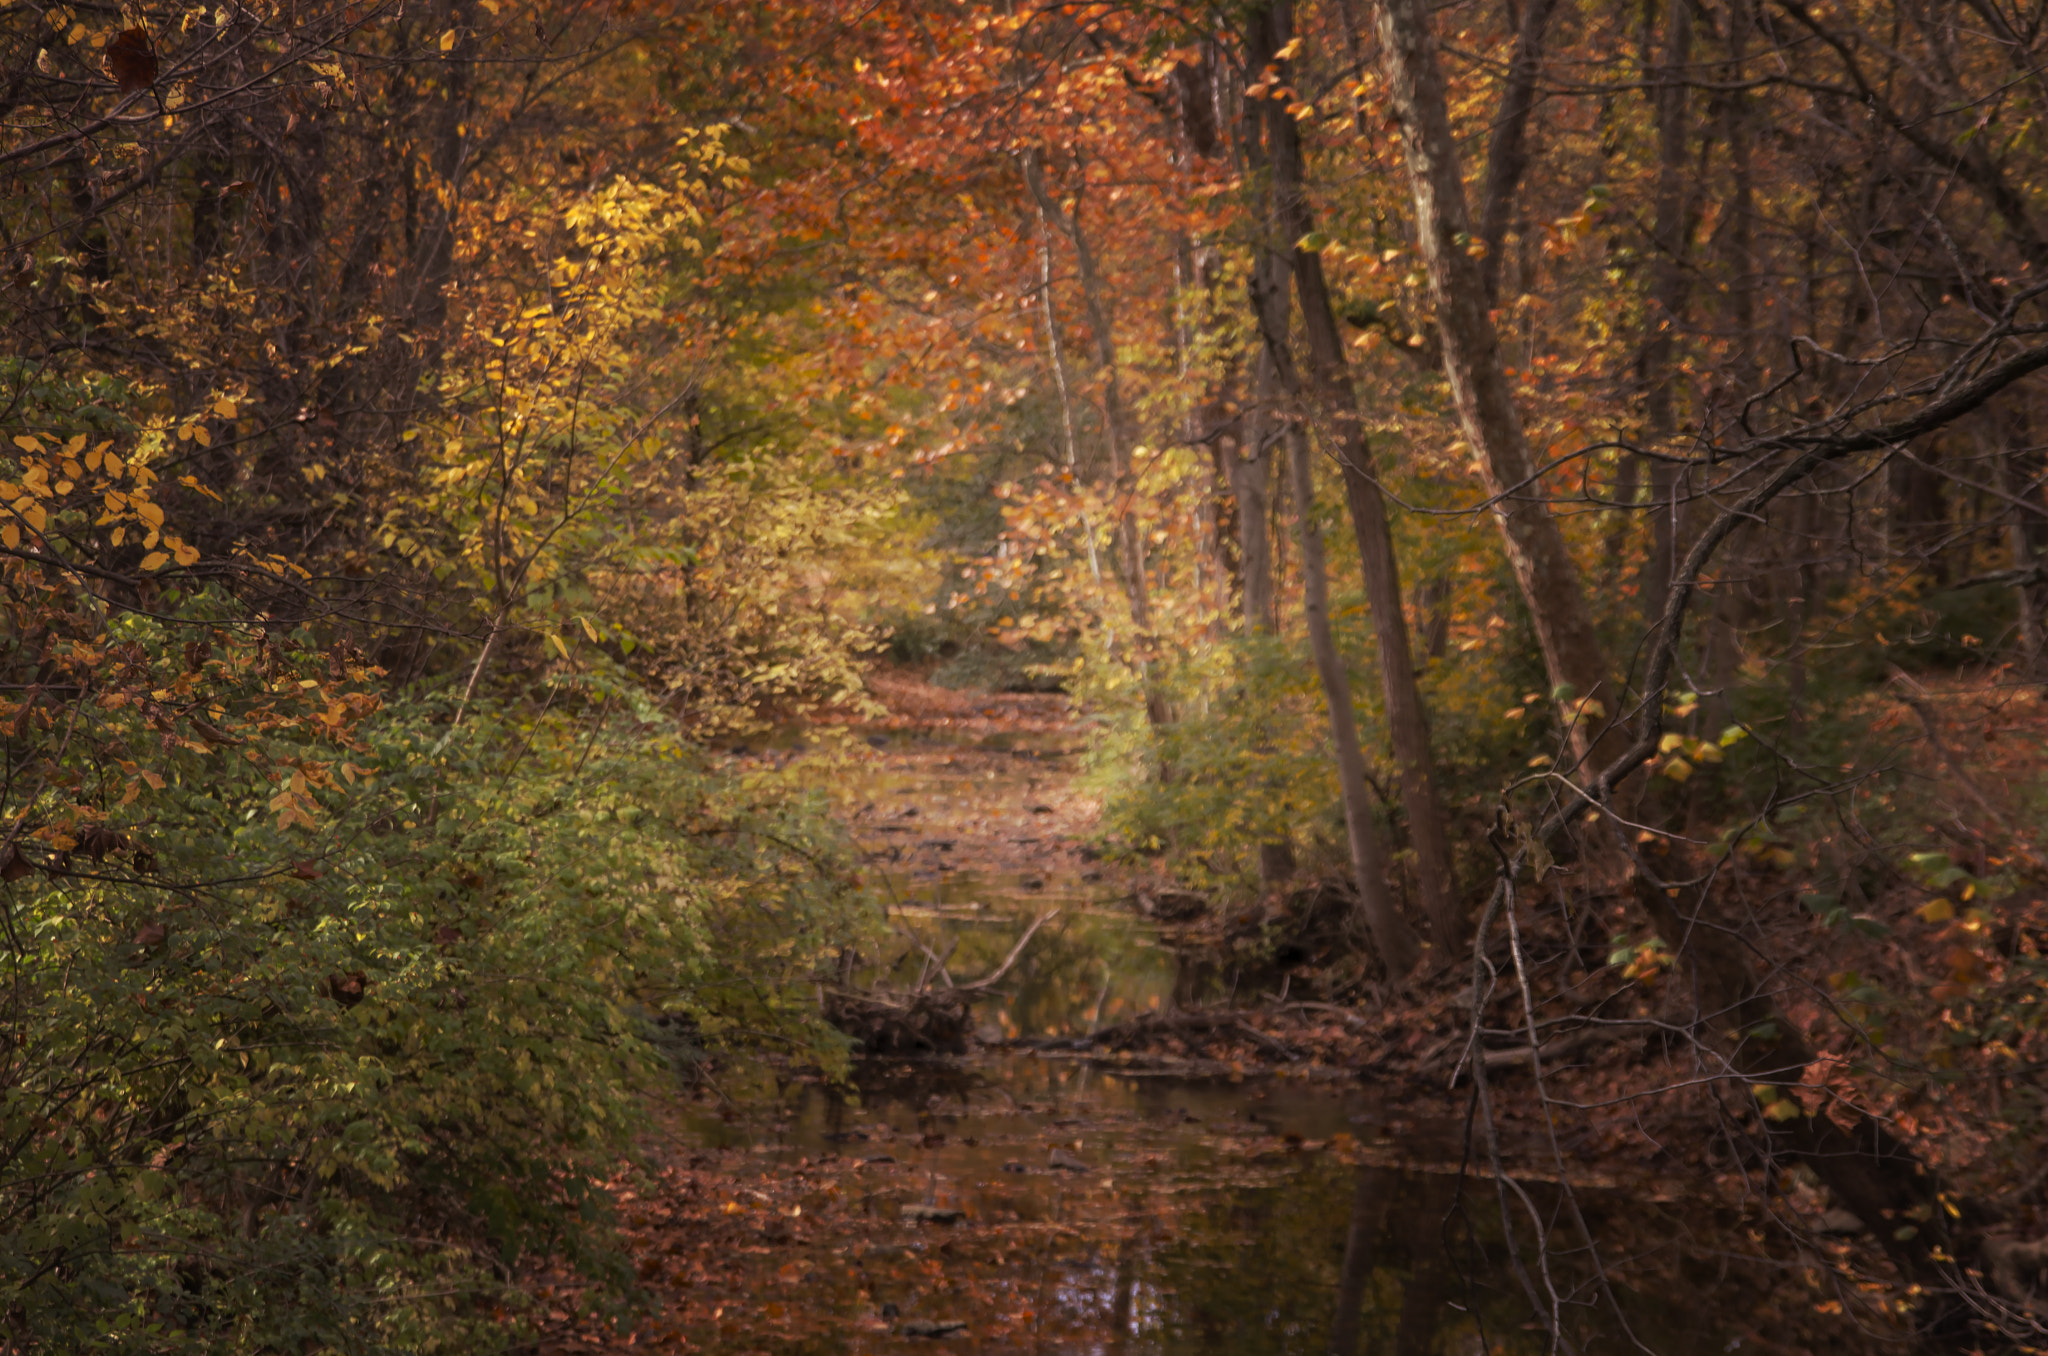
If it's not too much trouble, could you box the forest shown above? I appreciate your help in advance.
[5,0,2048,1349]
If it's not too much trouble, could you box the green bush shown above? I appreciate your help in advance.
[0,610,865,1352]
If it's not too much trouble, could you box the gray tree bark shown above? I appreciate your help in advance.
[1372,0,1620,767]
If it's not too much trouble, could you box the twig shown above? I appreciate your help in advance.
[957,908,1063,991]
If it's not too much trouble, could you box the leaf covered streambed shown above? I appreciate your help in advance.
[531,708,1883,1356]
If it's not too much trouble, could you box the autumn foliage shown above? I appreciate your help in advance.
[9,0,2048,1346]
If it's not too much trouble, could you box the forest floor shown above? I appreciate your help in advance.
[524,664,2048,1354]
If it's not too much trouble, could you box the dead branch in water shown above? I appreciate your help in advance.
[823,909,1065,1056]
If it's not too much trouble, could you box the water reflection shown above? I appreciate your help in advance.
[664,733,1854,1356]
[866,870,1176,1039]
[673,1057,1783,1356]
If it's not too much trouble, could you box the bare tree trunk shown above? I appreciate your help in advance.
[1232,251,1290,639]
[1371,0,1620,768]
[1335,461,1462,948]
[1476,0,1562,307]
[1258,0,1460,949]
[1242,250,1302,888]
[1640,0,1695,626]
[1227,430,1280,636]
[1023,152,1170,728]
[1288,425,1421,976]
[1996,406,2048,680]
[1031,184,1104,594]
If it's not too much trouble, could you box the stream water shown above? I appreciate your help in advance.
[617,714,1869,1356]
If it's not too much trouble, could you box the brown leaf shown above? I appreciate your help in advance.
[133,921,167,948]
[433,925,462,947]
[12,687,38,740]
[0,846,31,882]
[76,824,126,859]
[105,28,158,95]
[289,859,323,881]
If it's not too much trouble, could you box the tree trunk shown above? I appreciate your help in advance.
[1029,175,1104,593]
[1371,0,1620,769]
[1022,151,1170,728]
[1236,334,1298,889]
[1230,336,1283,638]
[1475,0,1562,307]
[1640,0,1695,628]
[1288,425,1421,976]
[1256,11,1462,949]
[1996,406,2048,680]
[1236,253,1302,893]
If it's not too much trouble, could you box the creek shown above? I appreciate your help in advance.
[582,708,1854,1356]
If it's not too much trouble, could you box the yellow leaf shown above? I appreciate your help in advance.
[579,615,600,642]
[548,632,570,658]
[140,551,169,570]
[172,541,200,566]
[1916,898,1955,923]
[190,425,211,448]
[213,398,238,419]
[1658,732,1686,753]
[439,27,457,49]
[1660,757,1693,783]
[12,435,41,454]
[135,500,164,528]
[140,770,165,790]
[0,525,15,550]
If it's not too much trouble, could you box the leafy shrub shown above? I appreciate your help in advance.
[0,603,865,1353]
